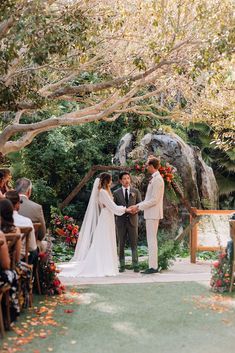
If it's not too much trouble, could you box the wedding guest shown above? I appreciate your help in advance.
[0,198,32,309]
[0,198,21,263]
[15,178,47,243]
[227,213,235,262]
[6,190,38,266]
[0,171,5,199]
[113,172,142,272]
[0,169,12,195]
[0,231,20,322]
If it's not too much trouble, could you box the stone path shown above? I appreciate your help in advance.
[59,257,212,286]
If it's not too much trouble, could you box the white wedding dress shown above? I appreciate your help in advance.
[59,179,126,277]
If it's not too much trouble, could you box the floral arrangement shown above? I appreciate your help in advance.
[158,162,176,183]
[210,252,231,293]
[38,241,65,295]
[130,157,177,184]
[51,212,79,247]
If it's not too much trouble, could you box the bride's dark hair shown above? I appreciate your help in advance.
[98,173,112,192]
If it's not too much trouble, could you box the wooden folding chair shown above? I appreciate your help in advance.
[33,223,42,295]
[0,284,11,338]
[19,227,35,307]
[229,220,235,293]
[0,239,11,338]
[4,233,21,270]
[19,227,32,264]
[33,223,41,241]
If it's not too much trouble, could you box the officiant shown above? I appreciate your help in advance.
[113,172,142,273]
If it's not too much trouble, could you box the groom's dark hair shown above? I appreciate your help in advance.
[119,171,130,180]
[148,158,160,169]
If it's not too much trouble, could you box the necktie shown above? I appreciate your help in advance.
[125,188,129,205]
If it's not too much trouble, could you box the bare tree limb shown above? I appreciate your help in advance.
[46,59,176,98]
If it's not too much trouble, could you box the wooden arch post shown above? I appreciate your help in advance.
[59,165,131,210]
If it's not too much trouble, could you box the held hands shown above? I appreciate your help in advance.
[126,205,139,214]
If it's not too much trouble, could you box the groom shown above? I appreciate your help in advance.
[130,157,164,274]
[113,172,142,273]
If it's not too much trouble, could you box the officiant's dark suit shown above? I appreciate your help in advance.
[113,173,141,272]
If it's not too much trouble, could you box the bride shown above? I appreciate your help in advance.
[59,173,128,277]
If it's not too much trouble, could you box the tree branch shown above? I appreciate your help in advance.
[0,17,14,39]
[46,59,174,98]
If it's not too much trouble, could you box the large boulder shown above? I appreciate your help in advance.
[115,131,218,209]
[114,131,219,235]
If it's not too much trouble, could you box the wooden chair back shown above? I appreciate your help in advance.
[33,223,41,241]
[19,227,33,264]
[4,233,21,270]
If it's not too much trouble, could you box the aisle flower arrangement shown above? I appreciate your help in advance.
[210,252,231,293]
[51,213,79,247]
[38,242,65,295]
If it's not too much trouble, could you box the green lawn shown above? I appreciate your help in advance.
[2,283,235,353]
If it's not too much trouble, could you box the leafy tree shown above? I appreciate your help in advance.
[0,0,234,155]
[9,119,124,219]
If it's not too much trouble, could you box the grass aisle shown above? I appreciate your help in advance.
[1,283,235,353]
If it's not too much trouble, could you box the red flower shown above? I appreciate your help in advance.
[72,227,78,235]
[64,216,69,220]
[67,224,73,231]
[216,279,222,287]
[53,279,61,287]
[213,261,220,268]
[39,252,47,260]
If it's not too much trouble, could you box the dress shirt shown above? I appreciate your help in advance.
[122,186,130,198]
[13,210,37,254]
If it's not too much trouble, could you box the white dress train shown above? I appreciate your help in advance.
[59,189,126,277]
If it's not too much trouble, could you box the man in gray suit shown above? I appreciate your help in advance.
[15,178,46,242]
[113,172,142,272]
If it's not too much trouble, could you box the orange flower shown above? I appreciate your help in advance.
[56,228,66,236]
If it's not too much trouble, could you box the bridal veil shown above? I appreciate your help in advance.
[71,177,100,261]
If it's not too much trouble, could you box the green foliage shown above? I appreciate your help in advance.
[9,119,124,222]
[0,1,92,111]
[197,251,219,261]
[187,122,235,203]
[52,241,74,263]
[158,240,178,270]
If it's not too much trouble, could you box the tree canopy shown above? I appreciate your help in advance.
[0,0,234,155]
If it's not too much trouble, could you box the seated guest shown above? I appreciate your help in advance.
[0,168,12,195]
[0,230,20,322]
[0,199,21,263]
[0,199,32,309]
[6,190,38,266]
[227,213,235,262]
[0,171,5,199]
[15,178,47,243]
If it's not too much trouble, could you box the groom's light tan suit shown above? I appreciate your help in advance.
[137,171,164,269]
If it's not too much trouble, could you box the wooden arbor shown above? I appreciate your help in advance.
[59,165,132,209]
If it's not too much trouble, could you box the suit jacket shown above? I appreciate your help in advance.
[137,171,164,220]
[18,195,46,241]
[113,187,142,227]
